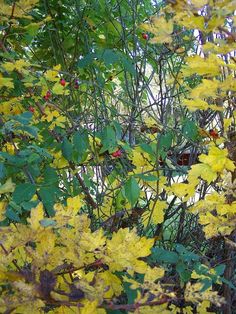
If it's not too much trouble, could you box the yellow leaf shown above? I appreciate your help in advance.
[67,195,84,213]
[79,300,99,314]
[191,0,208,8]
[175,13,205,31]
[98,271,123,298]
[144,266,165,282]
[190,79,219,99]
[42,108,59,122]
[182,99,209,111]
[149,200,166,225]
[0,178,16,194]
[44,64,61,82]
[52,82,69,95]
[27,202,44,230]
[167,182,196,201]
[140,15,173,44]
[2,62,15,72]
[0,75,14,88]
[197,300,215,314]
[105,228,154,274]
[199,145,235,173]
[183,55,221,77]
[3,59,29,72]
[188,164,217,184]
[0,201,7,220]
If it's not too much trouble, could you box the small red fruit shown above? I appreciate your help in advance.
[112,149,122,158]
[29,106,35,113]
[60,78,66,86]
[44,90,51,100]
[142,33,149,40]
[209,129,219,139]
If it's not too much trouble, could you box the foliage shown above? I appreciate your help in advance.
[0,0,236,313]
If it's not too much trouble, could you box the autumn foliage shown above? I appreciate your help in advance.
[0,0,236,313]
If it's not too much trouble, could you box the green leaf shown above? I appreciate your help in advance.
[123,282,137,304]
[158,131,173,158]
[22,201,39,211]
[151,247,179,264]
[140,143,155,157]
[176,262,191,282]
[0,152,27,167]
[38,186,57,216]
[73,130,89,163]
[5,206,21,222]
[11,112,33,125]
[135,173,159,181]
[200,278,213,292]
[100,125,117,153]
[175,244,199,262]
[12,183,36,204]
[15,125,38,138]
[214,264,226,276]
[124,177,140,206]
[120,55,136,75]
[221,277,236,290]
[0,162,6,179]
[101,49,119,66]
[43,166,58,186]
[28,145,52,159]
[77,53,96,68]
[62,137,73,160]
[182,119,198,140]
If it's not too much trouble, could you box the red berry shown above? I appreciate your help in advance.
[44,90,51,100]
[209,129,219,139]
[29,106,35,113]
[142,33,149,40]
[112,149,122,158]
[60,78,66,86]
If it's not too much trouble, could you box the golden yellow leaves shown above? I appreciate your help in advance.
[97,271,123,298]
[0,0,37,19]
[191,80,220,99]
[144,266,165,283]
[27,202,44,230]
[52,82,70,95]
[0,98,23,115]
[142,200,166,227]
[151,200,166,224]
[0,74,14,89]
[183,99,209,111]
[185,282,224,307]
[0,201,7,220]
[44,65,61,82]
[188,164,217,185]
[140,15,173,44]
[190,190,236,238]
[51,150,68,168]
[67,195,84,213]
[190,0,208,8]
[182,99,224,112]
[105,228,154,274]
[167,182,196,201]
[175,12,205,31]
[199,145,235,174]
[2,59,30,73]
[41,108,66,130]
